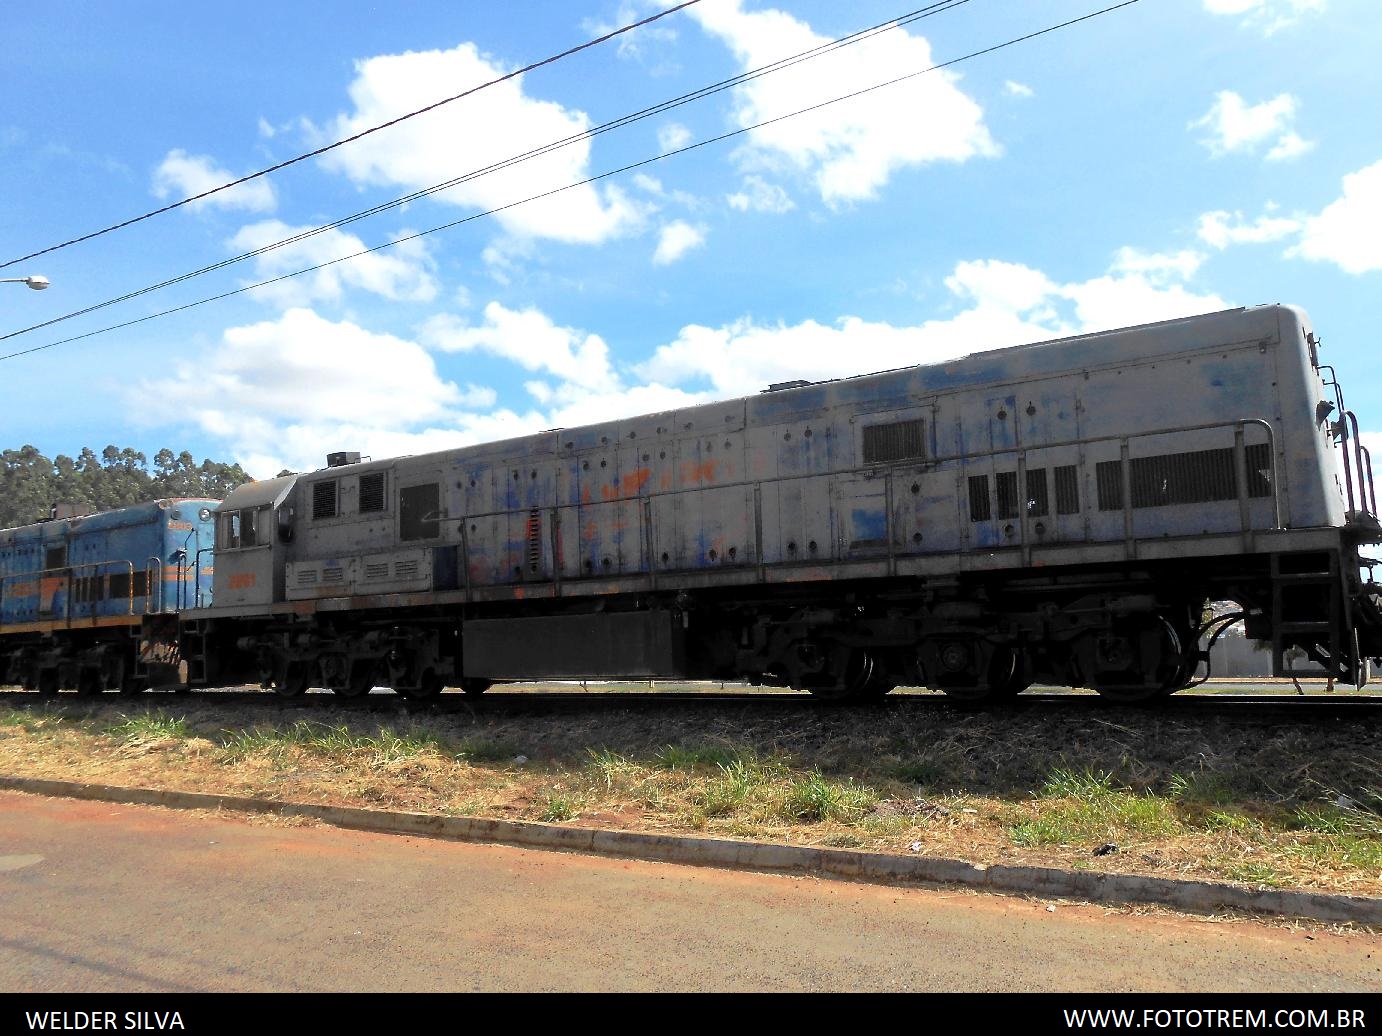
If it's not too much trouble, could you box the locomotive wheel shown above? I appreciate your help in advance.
[273,662,310,699]
[852,660,898,701]
[36,669,59,697]
[992,648,1035,698]
[114,657,145,695]
[1090,616,1187,703]
[935,644,1019,704]
[804,649,875,702]
[76,667,104,697]
[461,678,491,699]
[400,668,445,701]
[332,661,376,699]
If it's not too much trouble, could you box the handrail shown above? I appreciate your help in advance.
[1345,411,1376,518]
[444,416,1282,526]
[443,417,1280,582]
[145,556,163,613]
[194,547,214,608]
[1319,365,1363,516]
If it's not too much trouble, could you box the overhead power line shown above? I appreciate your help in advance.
[0,0,703,271]
[0,0,975,347]
[0,0,1141,365]
[0,0,974,346]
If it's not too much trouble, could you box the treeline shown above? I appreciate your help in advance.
[0,445,253,528]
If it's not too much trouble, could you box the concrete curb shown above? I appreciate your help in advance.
[4,774,1379,925]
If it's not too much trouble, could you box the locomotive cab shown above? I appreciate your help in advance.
[211,474,298,609]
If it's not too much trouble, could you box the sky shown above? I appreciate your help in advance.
[2,0,1379,482]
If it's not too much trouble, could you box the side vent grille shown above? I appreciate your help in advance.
[968,475,991,522]
[863,419,925,464]
[363,562,389,581]
[312,480,337,520]
[995,472,1018,520]
[394,560,419,580]
[1099,444,1274,511]
[525,509,542,573]
[1025,469,1049,518]
[359,473,385,513]
[1054,465,1080,515]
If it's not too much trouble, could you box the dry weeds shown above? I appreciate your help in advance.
[1,687,1379,896]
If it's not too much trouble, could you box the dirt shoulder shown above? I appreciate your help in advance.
[1,686,1379,900]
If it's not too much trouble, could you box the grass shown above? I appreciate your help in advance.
[103,712,190,742]
[219,720,442,764]
[540,792,581,822]
[1010,769,1185,848]
[1,692,1379,895]
[781,771,878,823]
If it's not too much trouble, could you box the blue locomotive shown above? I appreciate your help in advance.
[0,499,217,693]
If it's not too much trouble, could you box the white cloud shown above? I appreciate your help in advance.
[1110,247,1205,282]
[313,43,644,245]
[1004,81,1034,99]
[229,220,437,307]
[1202,0,1325,32]
[422,302,618,390]
[141,308,485,475]
[1292,159,1382,274]
[1266,132,1313,162]
[152,150,277,213]
[727,175,795,213]
[1191,91,1313,160]
[584,3,682,70]
[658,122,693,153]
[640,252,1227,397]
[652,220,706,265]
[1197,208,1301,249]
[690,0,996,205]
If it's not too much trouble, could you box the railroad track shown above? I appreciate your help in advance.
[4,686,1378,721]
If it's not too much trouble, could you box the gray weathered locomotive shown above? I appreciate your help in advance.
[4,303,1379,702]
[174,302,1381,702]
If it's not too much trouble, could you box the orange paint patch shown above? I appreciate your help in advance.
[623,467,652,496]
[680,460,716,485]
[228,572,257,591]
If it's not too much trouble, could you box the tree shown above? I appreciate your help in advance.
[0,444,253,528]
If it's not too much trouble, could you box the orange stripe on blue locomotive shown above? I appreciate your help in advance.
[0,499,219,631]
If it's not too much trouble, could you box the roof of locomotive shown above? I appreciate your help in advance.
[295,303,1302,479]
[0,498,220,544]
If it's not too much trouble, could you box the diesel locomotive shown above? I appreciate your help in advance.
[4,303,1380,702]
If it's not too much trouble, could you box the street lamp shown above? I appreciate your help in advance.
[0,275,49,290]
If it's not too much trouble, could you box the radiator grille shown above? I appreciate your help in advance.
[363,562,389,580]
[394,560,419,579]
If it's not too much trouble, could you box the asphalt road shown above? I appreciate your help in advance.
[1,790,1378,992]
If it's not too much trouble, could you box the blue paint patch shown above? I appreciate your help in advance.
[851,508,887,540]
